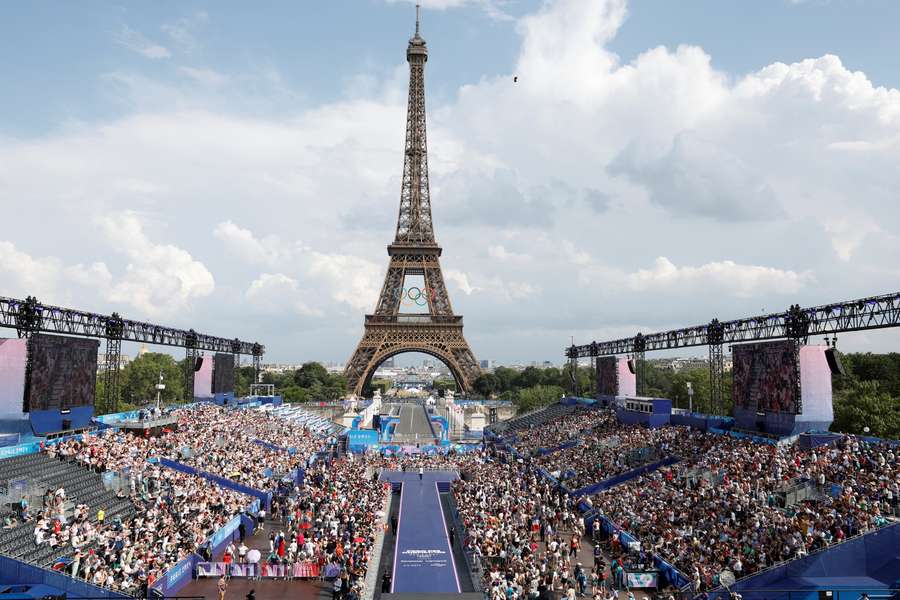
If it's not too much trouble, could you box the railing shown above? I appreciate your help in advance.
[44,426,98,441]
[700,523,900,598]
[364,314,463,325]
[445,491,483,593]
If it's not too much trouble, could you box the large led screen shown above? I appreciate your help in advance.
[212,353,234,394]
[596,356,619,396]
[732,340,800,414]
[27,334,99,412]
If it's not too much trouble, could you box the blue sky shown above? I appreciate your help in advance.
[1,0,899,364]
[5,1,900,136]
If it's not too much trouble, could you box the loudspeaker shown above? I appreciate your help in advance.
[825,348,846,376]
[194,357,204,372]
[627,359,635,374]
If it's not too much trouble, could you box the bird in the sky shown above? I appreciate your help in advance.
[513,76,518,83]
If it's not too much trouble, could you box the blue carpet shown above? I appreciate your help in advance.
[382,471,460,594]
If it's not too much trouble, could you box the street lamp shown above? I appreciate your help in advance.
[686,381,694,413]
[155,370,166,412]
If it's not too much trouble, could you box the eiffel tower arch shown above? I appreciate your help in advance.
[345,6,480,397]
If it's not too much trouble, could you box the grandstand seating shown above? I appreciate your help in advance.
[489,403,575,434]
[0,453,133,568]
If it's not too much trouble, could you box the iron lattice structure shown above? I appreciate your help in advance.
[345,9,480,396]
[0,295,264,410]
[566,291,900,413]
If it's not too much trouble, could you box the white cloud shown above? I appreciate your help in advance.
[444,269,477,295]
[0,241,72,300]
[97,213,215,316]
[245,273,323,317]
[487,245,529,262]
[308,252,384,312]
[623,257,813,297]
[560,241,590,266]
[114,25,171,59]
[213,221,292,266]
[3,0,900,360]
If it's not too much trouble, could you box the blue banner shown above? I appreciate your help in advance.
[151,553,198,597]
[0,442,40,460]
[158,457,272,510]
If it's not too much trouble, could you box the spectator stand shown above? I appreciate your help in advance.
[534,438,581,457]
[0,553,128,599]
[705,522,900,600]
[569,455,682,497]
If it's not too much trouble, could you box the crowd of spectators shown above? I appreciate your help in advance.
[50,427,256,594]
[29,403,340,595]
[586,434,899,590]
[536,425,701,491]
[5,399,897,599]
[168,404,319,491]
[511,409,617,456]
[264,453,387,598]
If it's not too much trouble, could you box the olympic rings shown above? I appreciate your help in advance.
[394,285,437,307]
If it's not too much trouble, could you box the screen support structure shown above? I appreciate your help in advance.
[708,319,725,415]
[103,313,124,413]
[569,291,900,413]
[568,354,579,397]
[184,330,198,401]
[252,343,263,386]
[633,334,646,397]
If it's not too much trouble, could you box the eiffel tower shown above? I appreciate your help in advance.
[345,5,480,397]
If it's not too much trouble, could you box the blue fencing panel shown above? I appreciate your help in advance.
[151,554,199,597]
[0,442,41,460]
[347,429,379,451]
[158,458,272,510]
[572,456,681,497]
[729,523,900,593]
[0,554,129,598]
[0,433,21,447]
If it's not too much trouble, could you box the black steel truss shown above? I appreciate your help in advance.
[568,291,900,359]
[567,291,900,412]
[1,296,263,355]
[1,296,264,409]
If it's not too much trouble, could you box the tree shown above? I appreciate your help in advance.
[120,352,185,409]
[517,366,544,389]
[235,366,257,396]
[560,364,592,395]
[366,379,392,397]
[323,373,348,400]
[294,362,329,388]
[832,380,900,438]
[516,385,565,412]
[432,377,457,394]
[493,367,519,392]
[473,373,501,397]
[280,385,311,403]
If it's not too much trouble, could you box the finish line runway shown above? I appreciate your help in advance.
[381,471,460,594]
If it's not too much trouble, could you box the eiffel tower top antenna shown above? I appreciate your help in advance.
[395,0,432,244]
